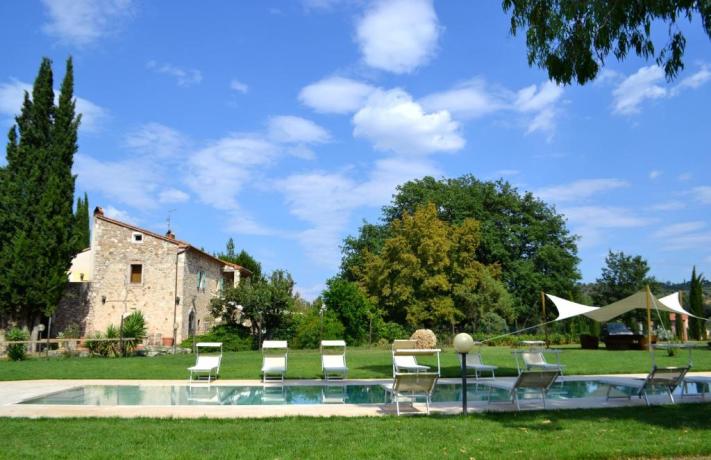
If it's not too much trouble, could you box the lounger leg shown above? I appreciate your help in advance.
[396,398,400,416]
[514,391,520,411]
[667,388,675,404]
[642,390,649,406]
[606,385,611,401]
[541,389,546,409]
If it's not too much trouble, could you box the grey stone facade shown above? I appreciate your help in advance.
[56,208,247,343]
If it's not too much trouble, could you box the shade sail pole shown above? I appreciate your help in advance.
[541,291,548,348]
[679,290,686,343]
[646,285,653,354]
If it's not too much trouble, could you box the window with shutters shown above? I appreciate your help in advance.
[130,264,143,284]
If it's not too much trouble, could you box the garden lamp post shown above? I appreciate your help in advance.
[320,304,326,340]
[453,333,475,415]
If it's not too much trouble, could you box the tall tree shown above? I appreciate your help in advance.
[0,57,80,326]
[342,175,579,327]
[73,192,90,251]
[591,251,656,306]
[322,278,375,345]
[226,237,235,257]
[689,267,706,340]
[503,0,711,85]
[218,238,263,281]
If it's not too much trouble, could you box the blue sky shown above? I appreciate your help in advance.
[1,1,710,299]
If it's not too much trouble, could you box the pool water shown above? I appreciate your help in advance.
[21,379,707,406]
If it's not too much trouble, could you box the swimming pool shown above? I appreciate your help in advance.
[22,379,706,406]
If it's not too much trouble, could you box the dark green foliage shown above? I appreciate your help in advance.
[0,57,80,326]
[479,312,509,334]
[591,251,656,305]
[503,0,711,85]
[73,192,90,252]
[218,238,263,281]
[121,311,147,353]
[180,324,254,351]
[375,321,409,343]
[292,308,345,349]
[210,269,296,340]
[342,176,580,328]
[6,327,29,361]
[689,267,706,340]
[322,278,374,345]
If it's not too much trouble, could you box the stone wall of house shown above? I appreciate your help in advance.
[179,249,228,339]
[86,217,183,341]
[54,282,91,336]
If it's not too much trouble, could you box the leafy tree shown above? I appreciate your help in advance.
[293,308,345,349]
[351,203,512,332]
[0,57,80,326]
[210,269,296,342]
[73,192,90,252]
[218,238,263,281]
[591,250,656,305]
[503,0,711,85]
[322,278,375,345]
[689,266,706,340]
[342,175,579,327]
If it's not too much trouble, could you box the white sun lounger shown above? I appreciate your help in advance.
[261,340,288,383]
[187,342,223,385]
[513,349,565,376]
[382,372,439,415]
[683,375,711,400]
[486,370,560,411]
[391,340,441,376]
[321,340,348,381]
[605,365,690,405]
[461,350,498,380]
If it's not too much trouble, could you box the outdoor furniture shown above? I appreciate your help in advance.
[486,370,560,411]
[321,340,348,381]
[391,339,441,376]
[382,372,439,415]
[512,349,565,376]
[187,342,223,385]
[605,365,691,405]
[461,348,497,380]
[321,384,347,404]
[683,376,711,401]
[261,340,288,383]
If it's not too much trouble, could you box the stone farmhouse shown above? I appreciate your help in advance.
[56,207,250,345]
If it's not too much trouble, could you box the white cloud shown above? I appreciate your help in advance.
[103,205,137,224]
[353,88,464,155]
[355,0,440,74]
[230,79,249,94]
[0,79,107,132]
[692,186,711,204]
[41,0,134,46]
[662,232,711,251]
[613,65,667,115]
[673,65,711,92]
[124,122,187,157]
[536,178,628,203]
[298,76,375,114]
[147,61,203,87]
[158,188,190,204]
[649,170,662,180]
[594,69,621,86]
[267,116,330,144]
[651,201,685,211]
[419,78,508,119]
[562,205,652,248]
[302,0,344,11]
[514,81,564,134]
[653,221,705,239]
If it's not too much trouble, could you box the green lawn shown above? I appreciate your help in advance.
[2,345,710,380]
[2,404,711,459]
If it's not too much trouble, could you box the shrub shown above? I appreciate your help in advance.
[410,329,437,348]
[376,322,408,343]
[85,325,122,357]
[293,309,345,349]
[180,324,254,352]
[480,312,508,334]
[6,327,29,361]
[121,311,147,353]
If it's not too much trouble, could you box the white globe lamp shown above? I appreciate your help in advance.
[453,332,475,415]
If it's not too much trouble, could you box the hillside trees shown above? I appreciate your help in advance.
[503,0,711,85]
[0,57,80,327]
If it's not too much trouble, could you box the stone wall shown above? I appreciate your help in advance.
[54,282,91,336]
[179,249,230,339]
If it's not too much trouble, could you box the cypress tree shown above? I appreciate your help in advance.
[0,57,80,326]
[74,192,90,251]
[689,267,706,340]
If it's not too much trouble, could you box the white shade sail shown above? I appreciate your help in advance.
[545,294,599,321]
[659,292,705,319]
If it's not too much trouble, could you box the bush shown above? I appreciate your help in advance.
[121,311,147,353]
[6,327,29,361]
[85,325,121,357]
[410,329,437,348]
[376,321,409,343]
[293,309,345,349]
[180,324,254,352]
[470,332,577,346]
[480,312,508,334]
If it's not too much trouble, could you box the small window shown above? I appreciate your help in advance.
[130,264,143,284]
[197,271,206,292]
[132,232,143,243]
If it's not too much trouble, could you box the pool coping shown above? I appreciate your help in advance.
[1,372,709,418]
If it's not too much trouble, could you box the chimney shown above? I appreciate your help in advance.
[166,230,175,240]
[93,206,104,216]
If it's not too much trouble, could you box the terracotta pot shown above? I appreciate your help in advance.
[161,337,174,347]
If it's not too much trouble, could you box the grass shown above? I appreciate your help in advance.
[2,345,710,380]
[1,404,711,459]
